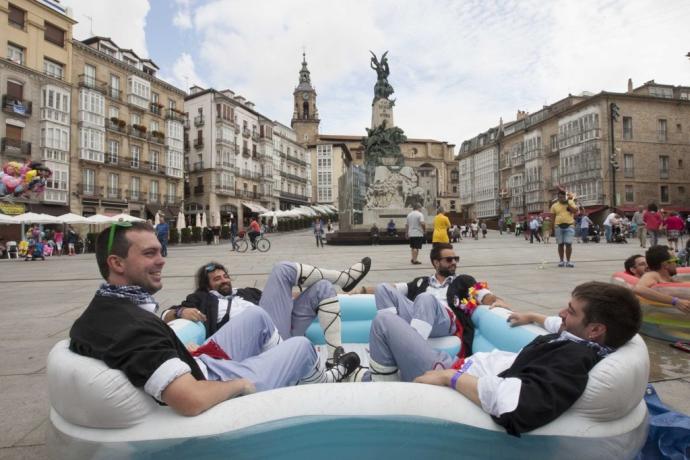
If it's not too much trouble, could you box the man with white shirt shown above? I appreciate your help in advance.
[70,222,360,417]
[356,243,505,379]
[162,258,371,367]
[603,212,619,244]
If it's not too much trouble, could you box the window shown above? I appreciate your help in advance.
[7,43,24,65]
[130,176,140,200]
[677,123,682,132]
[109,106,119,119]
[44,22,65,47]
[108,173,119,198]
[659,155,670,179]
[84,64,96,86]
[131,145,140,168]
[131,113,141,125]
[679,186,686,195]
[623,117,633,140]
[623,154,634,178]
[7,80,23,100]
[107,140,119,162]
[680,159,684,169]
[658,119,667,142]
[150,150,159,171]
[660,185,669,203]
[150,180,159,201]
[168,99,176,110]
[625,185,634,203]
[8,4,25,28]
[43,58,64,79]
[110,74,120,99]
[167,182,176,202]
[83,169,95,194]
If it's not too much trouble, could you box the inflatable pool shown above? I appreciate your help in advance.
[611,269,690,341]
[47,296,649,459]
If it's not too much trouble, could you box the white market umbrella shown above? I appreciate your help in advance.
[86,214,114,224]
[111,213,145,223]
[154,212,160,226]
[176,211,186,231]
[13,212,59,224]
[0,214,18,224]
[57,213,91,224]
[201,212,207,228]
[195,213,201,228]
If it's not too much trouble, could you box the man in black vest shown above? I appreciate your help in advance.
[161,257,371,367]
[354,243,506,379]
[70,222,360,417]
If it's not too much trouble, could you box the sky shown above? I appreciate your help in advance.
[61,0,690,147]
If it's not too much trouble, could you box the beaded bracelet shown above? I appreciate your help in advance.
[175,307,185,319]
[449,359,473,390]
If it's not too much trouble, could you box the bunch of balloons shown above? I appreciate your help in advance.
[0,160,52,200]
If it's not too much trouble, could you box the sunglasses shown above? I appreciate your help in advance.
[437,256,460,263]
[665,257,681,265]
[107,220,133,255]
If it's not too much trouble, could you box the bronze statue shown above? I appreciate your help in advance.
[370,51,394,101]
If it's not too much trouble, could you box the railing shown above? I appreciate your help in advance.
[77,184,102,198]
[165,108,186,123]
[163,194,177,204]
[190,161,204,172]
[216,117,234,126]
[40,107,69,124]
[216,137,233,147]
[251,131,259,142]
[286,153,307,166]
[242,127,251,138]
[280,171,307,182]
[126,190,143,201]
[106,119,127,133]
[104,152,119,164]
[215,185,236,196]
[78,74,107,94]
[215,161,237,172]
[150,103,162,116]
[558,128,601,149]
[148,193,160,203]
[660,169,669,179]
[106,187,122,199]
[237,190,259,199]
[2,95,32,117]
[108,87,122,101]
[279,191,309,202]
[129,126,147,139]
[623,168,634,178]
[149,131,165,144]
[522,147,543,162]
[194,139,204,149]
[194,115,205,127]
[242,147,250,157]
[1,137,31,155]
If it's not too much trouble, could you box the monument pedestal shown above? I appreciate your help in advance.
[371,98,395,129]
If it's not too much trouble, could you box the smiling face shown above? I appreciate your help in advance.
[208,268,233,295]
[111,230,165,294]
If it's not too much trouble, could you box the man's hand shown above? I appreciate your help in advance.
[180,307,207,322]
[507,312,535,327]
[490,299,511,310]
[414,369,455,387]
[186,343,199,353]
[675,298,690,314]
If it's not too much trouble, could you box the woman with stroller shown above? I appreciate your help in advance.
[664,211,685,252]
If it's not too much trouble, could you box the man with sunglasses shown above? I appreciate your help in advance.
[354,243,505,379]
[161,258,372,368]
[634,245,690,314]
[70,222,360,417]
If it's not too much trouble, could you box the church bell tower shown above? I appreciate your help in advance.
[291,53,320,145]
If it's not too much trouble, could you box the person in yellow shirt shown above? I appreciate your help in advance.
[432,206,451,245]
[549,188,578,267]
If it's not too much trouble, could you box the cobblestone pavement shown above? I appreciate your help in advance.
[1,229,688,459]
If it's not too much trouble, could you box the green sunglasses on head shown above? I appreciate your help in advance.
[107,219,133,255]
[665,257,681,265]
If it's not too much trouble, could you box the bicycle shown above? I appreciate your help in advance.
[234,232,271,253]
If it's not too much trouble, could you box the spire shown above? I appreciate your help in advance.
[296,52,314,91]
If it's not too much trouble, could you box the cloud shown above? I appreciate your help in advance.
[172,0,193,29]
[62,0,150,57]
[169,52,207,90]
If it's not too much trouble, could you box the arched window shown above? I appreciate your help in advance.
[302,101,309,118]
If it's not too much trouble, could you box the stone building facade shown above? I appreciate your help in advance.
[0,0,75,217]
[459,81,690,223]
[69,37,186,218]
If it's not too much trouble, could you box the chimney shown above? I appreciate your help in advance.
[189,85,203,95]
[516,110,528,121]
[627,78,633,93]
[245,101,255,109]
[221,89,235,98]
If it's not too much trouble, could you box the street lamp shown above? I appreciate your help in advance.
[609,102,621,209]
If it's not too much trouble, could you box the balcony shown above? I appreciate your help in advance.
[77,184,102,198]
[194,139,204,149]
[104,152,120,165]
[107,87,122,101]
[2,95,32,117]
[286,153,307,166]
[129,125,147,140]
[148,193,160,203]
[237,189,259,199]
[215,161,237,172]
[106,187,123,200]
[40,107,69,124]
[1,137,31,157]
[194,115,205,127]
[163,194,177,205]
[242,147,250,157]
[279,190,309,202]
[78,74,107,94]
[150,103,163,116]
[129,157,141,169]
[126,189,143,202]
[193,185,204,195]
[242,127,251,138]
[127,93,149,110]
[190,161,204,172]
[165,108,186,123]
[216,137,234,147]
[523,147,543,162]
[215,185,235,196]
[149,131,165,144]
[251,131,259,142]
[42,188,68,204]
[106,118,127,133]
[216,116,234,126]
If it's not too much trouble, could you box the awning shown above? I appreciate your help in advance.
[242,201,270,214]
[145,204,162,216]
[614,205,638,214]
[164,206,180,219]
[662,205,690,213]
[583,205,607,216]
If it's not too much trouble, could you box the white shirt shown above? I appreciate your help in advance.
[406,210,425,237]
[210,289,257,322]
[603,213,618,226]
